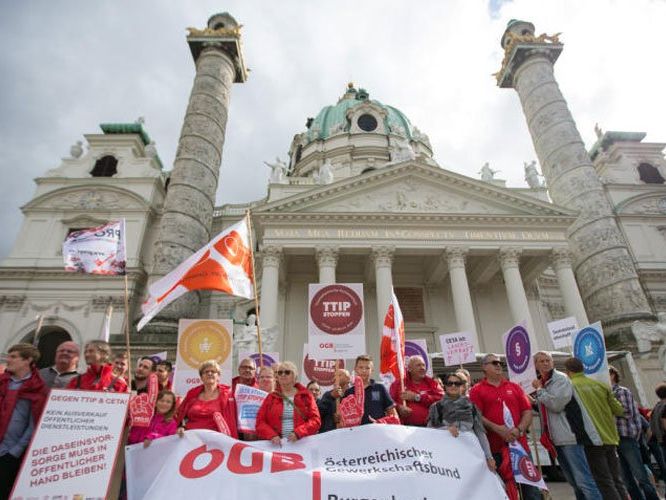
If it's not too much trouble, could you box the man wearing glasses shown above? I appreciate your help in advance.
[232,357,258,395]
[39,341,80,388]
[469,353,540,500]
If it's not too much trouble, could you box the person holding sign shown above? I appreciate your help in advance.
[66,340,127,392]
[176,360,238,438]
[468,353,540,500]
[318,368,351,433]
[427,372,495,471]
[390,355,443,426]
[0,344,48,498]
[255,361,321,445]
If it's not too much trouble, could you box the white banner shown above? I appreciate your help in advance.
[11,389,130,500]
[572,321,611,386]
[302,343,345,391]
[63,219,126,275]
[503,322,536,395]
[308,283,365,359]
[439,332,476,367]
[126,426,507,500]
[174,319,233,396]
[235,384,268,433]
[405,339,433,376]
[547,316,578,350]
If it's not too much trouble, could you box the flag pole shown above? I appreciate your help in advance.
[123,273,133,390]
[32,315,44,347]
[101,303,113,342]
[245,210,264,368]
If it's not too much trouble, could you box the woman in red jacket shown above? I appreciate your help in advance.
[255,361,321,445]
[176,360,238,438]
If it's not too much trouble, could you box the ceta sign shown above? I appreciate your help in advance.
[179,443,305,479]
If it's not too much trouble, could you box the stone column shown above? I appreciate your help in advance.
[496,20,651,342]
[259,246,282,330]
[147,14,248,332]
[552,247,589,327]
[371,247,394,364]
[445,247,478,344]
[316,246,338,284]
[499,247,535,334]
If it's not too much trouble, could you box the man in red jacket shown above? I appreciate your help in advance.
[390,355,443,426]
[0,343,48,498]
[67,340,127,392]
[231,357,258,395]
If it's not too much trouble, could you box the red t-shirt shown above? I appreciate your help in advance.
[468,378,531,453]
[185,398,222,431]
[389,375,443,426]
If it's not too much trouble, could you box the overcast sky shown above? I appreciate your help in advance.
[1,0,664,259]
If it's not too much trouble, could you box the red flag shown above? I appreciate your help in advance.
[380,290,405,386]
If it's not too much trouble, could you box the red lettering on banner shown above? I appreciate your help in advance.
[319,343,333,348]
[179,445,225,479]
[227,444,262,474]
[270,452,306,473]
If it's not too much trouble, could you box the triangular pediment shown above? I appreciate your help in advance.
[255,162,574,217]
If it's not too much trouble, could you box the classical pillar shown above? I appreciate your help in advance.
[445,247,478,344]
[147,13,248,332]
[316,246,338,284]
[552,247,589,327]
[371,247,394,364]
[259,246,282,330]
[499,247,535,334]
[496,20,651,341]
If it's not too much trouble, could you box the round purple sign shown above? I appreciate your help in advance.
[249,353,277,369]
[505,326,531,374]
[405,341,429,373]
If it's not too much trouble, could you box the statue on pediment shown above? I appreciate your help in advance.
[524,160,544,188]
[390,139,415,163]
[479,162,498,182]
[264,157,288,184]
[314,160,334,185]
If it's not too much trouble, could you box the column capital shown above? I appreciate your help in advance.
[444,246,469,270]
[260,245,282,268]
[551,246,573,270]
[498,247,522,270]
[371,246,394,268]
[316,246,339,268]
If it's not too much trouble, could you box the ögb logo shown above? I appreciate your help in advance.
[179,443,305,479]
[310,284,363,335]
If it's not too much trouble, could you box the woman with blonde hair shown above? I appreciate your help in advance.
[176,360,237,438]
[255,361,320,444]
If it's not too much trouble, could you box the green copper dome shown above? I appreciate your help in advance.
[305,84,414,143]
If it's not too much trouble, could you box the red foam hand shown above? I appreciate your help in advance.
[213,412,231,435]
[339,377,365,428]
[129,393,155,428]
[147,373,159,407]
[372,414,401,425]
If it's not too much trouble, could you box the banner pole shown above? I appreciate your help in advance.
[529,422,546,499]
[32,315,44,347]
[101,303,114,342]
[123,273,133,390]
[245,210,264,368]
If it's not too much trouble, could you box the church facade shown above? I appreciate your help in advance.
[1,15,665,400]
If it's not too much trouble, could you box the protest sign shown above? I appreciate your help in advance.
[174,319,233,395]
[572,321,611,386]
[235,384,268,433]
[238,350,279,370]
[405,339,433,376]
[503,402,547,491]
[11,389,130,500]
[439,332,476,366]
[503,322,536,394]
[302,343,345,391]
[547,316,578,350]
[63,219,126,275]
[308,283,365,359]
[126,424,507,500]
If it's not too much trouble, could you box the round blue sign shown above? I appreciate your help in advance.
[405,341,429,372]
[505,326,531,374]
[573,327,605,375]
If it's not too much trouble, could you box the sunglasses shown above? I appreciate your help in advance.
[485,360,503,367]
[276,370,293,376]
[446,381,464,387]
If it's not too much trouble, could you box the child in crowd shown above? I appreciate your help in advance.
[143,390,179,447]
[427,372,495,471]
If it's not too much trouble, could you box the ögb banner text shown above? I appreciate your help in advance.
[125,425,508,500]
[439,332,476,367]
[547,316,578,350]
[11,389,130,500]
[308,283,365,359]
[572,321,611,386]
[302,343,344,391]
[174,319,233,395]
[503,322,537,394]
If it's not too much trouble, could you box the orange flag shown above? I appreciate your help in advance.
[379,289,405,386]
[138,217,254,331]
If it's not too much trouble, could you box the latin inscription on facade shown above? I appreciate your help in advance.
[265,227,555,241]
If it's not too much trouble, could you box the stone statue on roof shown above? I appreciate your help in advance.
[390,139,415,163]
[264,156,288,184]
[524,160,544,188]
[314,159,334,185]
[479,162,498,182]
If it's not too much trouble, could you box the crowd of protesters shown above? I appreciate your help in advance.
[4,339,666,499]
